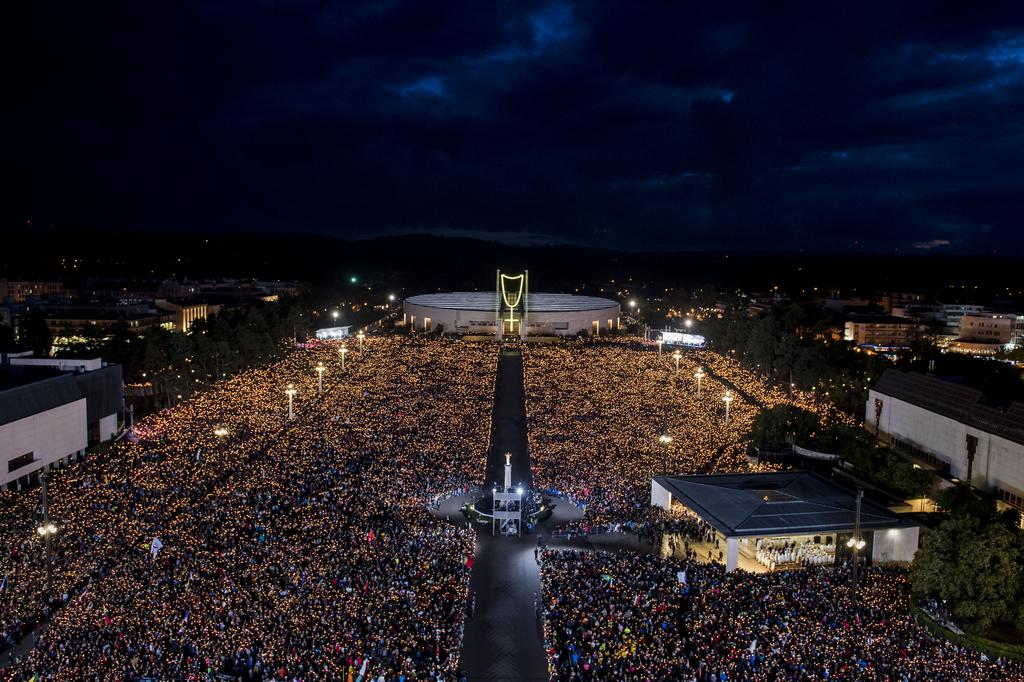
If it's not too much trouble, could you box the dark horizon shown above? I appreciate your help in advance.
[12,2,1024,255]
[5,230,1024,304]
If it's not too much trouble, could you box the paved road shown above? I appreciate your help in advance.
[461,348,549,682]
[483,350,532,491]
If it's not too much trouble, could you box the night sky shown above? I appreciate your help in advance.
[13,2,1024,253]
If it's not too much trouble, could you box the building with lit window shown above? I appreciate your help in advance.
[843,314,920,349]
[0,279,65,302]
[950,312,1017,354]
[155,299,210,333]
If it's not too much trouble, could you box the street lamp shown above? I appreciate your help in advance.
[213,427,229,437]
[285,384,297,420]
[695,368,705,398]
[656,336,664,357]
[357,331,365,354]
[331,310,339,321]
[37,470,58,597]
[723,389,734,424]
[672,351,682,378]
[684,317,693,328]
[315,364,325,393]
[339,345,349,370]
[847,488,865,601]
[658,434,673,444]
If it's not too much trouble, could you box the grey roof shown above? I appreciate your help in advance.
[405,292,619,313]
[872,369,1024,446]
[0,370,85,426]
[654,471,913,537]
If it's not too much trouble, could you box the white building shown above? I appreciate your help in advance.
[1,359,123,490]
[403,292,620,337]
[867,369,1024,514]
[950,312,1017,354]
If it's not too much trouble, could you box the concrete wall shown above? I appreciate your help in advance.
[871,526,919,563]
[98,413,119,442]
[868,390,1024,498]
[650,479,672,510]
[1,398,87,489]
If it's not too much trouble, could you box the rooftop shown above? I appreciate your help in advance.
[872,369,1024,445]
[654,471,914,537]
[845,314,918,325]
[0,368,84,426]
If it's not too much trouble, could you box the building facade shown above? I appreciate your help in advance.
[403,292,620,337]
[155,299,210,333]
[0,279,65,302]
[844,315,919,349]
[0,358,123,490]
[867,370,1024,515]
[950,312,1017,354]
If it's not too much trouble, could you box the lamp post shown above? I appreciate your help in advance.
[656,336,664,357]
[285,384,296,420]
[723,389,734,425]
[331,310,339,322]
[695,368,705,398]
[658,434,672,444]
[847,488,865,602]
[37,470,57,598]
[339,345,349,371]
[315,364,325,393]
[672,351,682,379]
[357,331,365,354]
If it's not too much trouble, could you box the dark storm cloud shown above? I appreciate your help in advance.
[12,1,1024,252]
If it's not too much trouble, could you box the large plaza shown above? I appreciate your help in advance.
[0,335,1016,681]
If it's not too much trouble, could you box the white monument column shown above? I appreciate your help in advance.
[726,537,739,572]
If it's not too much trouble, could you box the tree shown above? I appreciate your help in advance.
[912,515,1024,629]
[744,317,779,374]
[20,309,52,357]
[0,324,16,352]
[747,405,821,449]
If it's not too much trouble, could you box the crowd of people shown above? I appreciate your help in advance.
[2,336,495,680]
[522,339,834,529]
[541,550,1021,681]
[0,332,1009,680]
[753,538,835,570]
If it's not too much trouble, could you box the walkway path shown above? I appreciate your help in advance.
[483,349,532,490]
[460,349,548,682]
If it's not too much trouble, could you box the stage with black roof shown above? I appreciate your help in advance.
[651,471,919,572]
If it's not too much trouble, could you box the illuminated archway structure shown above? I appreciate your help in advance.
[403,271,620,338]
[497,270,527,339]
